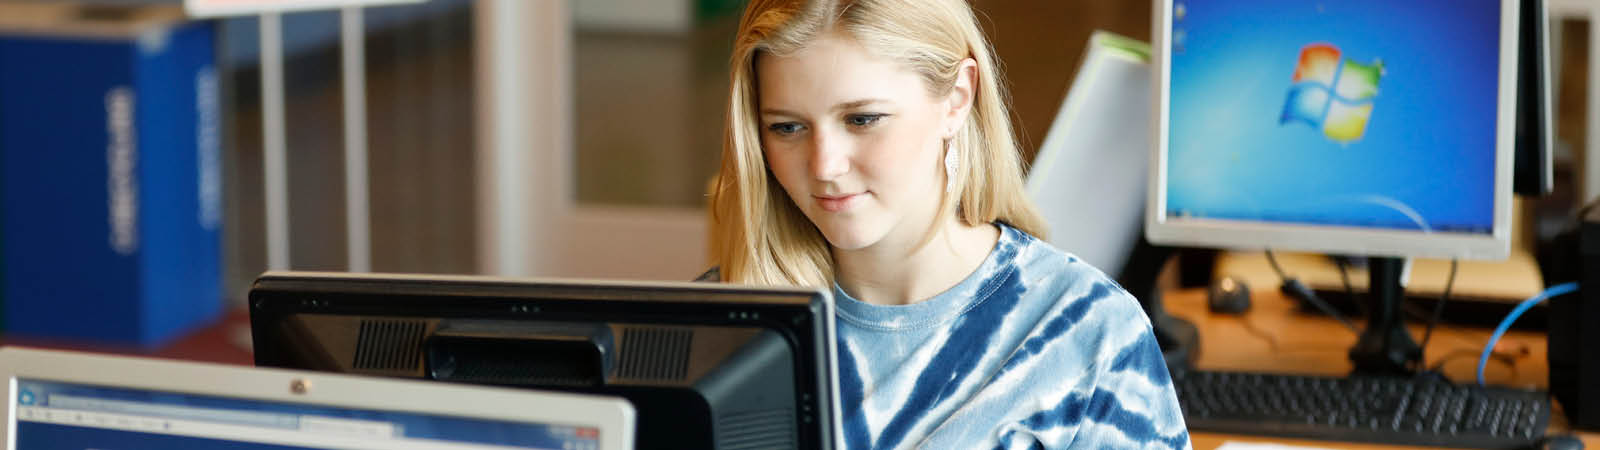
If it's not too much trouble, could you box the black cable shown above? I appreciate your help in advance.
[1265,250,1360,334]
[1402,303,1435,323]
[1264,250,1289,278]
[1333,257,1371,317]
[1237,315,1281,353]
[1428,347,1514,374]
[1418,259,1458,356]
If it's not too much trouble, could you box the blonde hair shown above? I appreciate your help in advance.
[710,0,1045,287]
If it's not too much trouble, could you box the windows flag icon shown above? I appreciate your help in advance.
[1280,43,1383,143]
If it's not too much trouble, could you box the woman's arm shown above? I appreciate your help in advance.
[1062,327,1191,449]
[994,290,1192,450]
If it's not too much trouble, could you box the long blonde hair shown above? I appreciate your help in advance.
[710,0,1045,287]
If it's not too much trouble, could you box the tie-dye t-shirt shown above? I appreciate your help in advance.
[833,223,1190,449]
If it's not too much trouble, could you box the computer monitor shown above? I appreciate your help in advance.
[248,272,842,450]
[0,346,635,450]
[1149,0,1520,373]
[1029,31,1152,280]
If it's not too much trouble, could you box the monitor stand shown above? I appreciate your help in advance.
[1348,256,1422,376]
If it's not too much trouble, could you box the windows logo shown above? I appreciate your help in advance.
[1280,43,1384,143]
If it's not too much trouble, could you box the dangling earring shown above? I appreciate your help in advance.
[944,138,959,194]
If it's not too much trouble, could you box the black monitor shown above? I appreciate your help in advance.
[1515,0,1554,197]
[248,272,841,450]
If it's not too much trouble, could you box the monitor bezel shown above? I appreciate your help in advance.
[1146,0,1520,261]
[247,271,844,450]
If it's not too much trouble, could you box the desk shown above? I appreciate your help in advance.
[1161,285,1600,449]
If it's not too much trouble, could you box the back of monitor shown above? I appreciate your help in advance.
[1026,31,1153,278]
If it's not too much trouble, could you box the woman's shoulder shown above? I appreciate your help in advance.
[1001,224,1149,331]
[1004,225,1135,295]
[693,267,721,282]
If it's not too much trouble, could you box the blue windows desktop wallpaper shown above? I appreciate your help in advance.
[1166,0,1502,233]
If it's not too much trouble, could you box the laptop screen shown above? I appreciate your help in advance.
[13,379,602,450]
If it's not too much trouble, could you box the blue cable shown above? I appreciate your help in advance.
[1477,282,1579,386]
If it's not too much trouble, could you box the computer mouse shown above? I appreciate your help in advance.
[1207,276,1252,315]
[1541,435,1584,450]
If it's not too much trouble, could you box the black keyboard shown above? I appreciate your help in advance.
[1173,370,1551,449]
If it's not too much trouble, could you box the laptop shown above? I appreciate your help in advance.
[0,347,635,450]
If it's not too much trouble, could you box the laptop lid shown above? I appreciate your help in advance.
[0,347,635,450]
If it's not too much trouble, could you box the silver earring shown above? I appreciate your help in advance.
[944,139,959,194]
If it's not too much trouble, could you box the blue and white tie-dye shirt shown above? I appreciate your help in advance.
[833,223,1190,449]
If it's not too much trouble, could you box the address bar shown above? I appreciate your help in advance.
[50,394,297,429]
[18,406,540,450]
[48,394,395,438]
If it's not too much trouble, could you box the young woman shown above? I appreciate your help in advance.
[705,0,1190,448]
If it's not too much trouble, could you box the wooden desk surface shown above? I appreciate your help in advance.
[1161,286,1600,449]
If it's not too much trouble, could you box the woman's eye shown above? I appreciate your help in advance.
[846,114,885,127]
[768,122,805,136]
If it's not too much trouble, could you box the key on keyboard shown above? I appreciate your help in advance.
[1173,370,1550,449]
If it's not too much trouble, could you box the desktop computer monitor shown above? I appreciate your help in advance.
[1149,0,1520,373]
[248,272,842,450]
[1148,0,1518,260]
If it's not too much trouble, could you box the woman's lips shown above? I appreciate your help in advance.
[816,193,863,212]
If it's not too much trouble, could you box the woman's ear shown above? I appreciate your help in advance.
[943,57,979,138]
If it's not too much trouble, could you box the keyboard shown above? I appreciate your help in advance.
[1173,370,1551,449]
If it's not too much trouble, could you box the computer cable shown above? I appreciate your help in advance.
[1418,259,1458,359]
[1477,282,1579,386]
[1332,256,1371,317]
[1330,258,1458,375]
[1429,348,1517,375]
[1331,258,1441,324]
[1264,250,1359,334]
[1236,314,1281,353]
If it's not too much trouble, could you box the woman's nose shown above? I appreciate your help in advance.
[809,132,849,181]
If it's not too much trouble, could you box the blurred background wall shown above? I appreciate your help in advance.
[0,0,1590,315]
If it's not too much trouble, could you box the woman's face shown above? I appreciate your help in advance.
[756,32,965,251]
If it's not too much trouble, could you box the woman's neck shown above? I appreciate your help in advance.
[833,219,1001,306]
